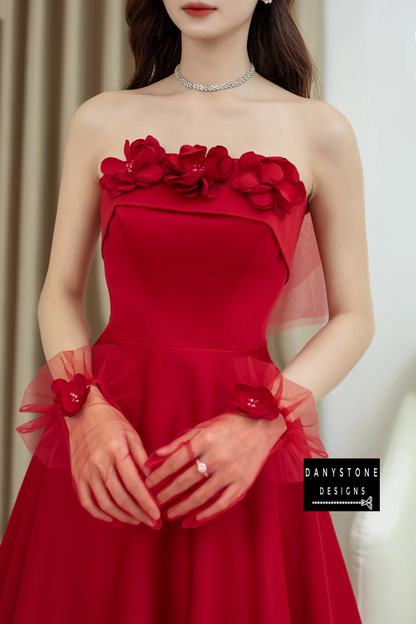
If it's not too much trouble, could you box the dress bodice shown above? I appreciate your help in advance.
[98,135,309,349]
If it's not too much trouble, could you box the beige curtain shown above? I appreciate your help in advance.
[0,0,323,537]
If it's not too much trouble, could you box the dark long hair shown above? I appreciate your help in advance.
[123,0,319,99]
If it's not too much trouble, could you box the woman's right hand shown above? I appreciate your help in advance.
[64,386,160,528]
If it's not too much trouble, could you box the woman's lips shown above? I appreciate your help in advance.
[183,7,216,17]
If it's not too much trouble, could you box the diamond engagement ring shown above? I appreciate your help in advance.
[195,458,209,478]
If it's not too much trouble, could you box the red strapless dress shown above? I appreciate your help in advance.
[0,135,362,623]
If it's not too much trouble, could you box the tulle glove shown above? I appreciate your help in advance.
[144,355,328,529]
[17,343,161,529]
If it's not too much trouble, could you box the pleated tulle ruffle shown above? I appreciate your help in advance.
[16,343,142,471]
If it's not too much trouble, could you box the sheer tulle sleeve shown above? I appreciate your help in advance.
[16,343,142,471]
[266,211,329,336]
[212,355,328,484]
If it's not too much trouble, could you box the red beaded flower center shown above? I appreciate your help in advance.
[232,383,281,420]
[50,373,92,418]
[246,396,260,409]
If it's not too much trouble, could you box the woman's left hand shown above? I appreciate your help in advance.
[143,412,286,527]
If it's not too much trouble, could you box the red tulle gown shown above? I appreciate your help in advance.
[0,135,362,623]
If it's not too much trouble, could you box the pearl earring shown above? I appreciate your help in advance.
[262,0,273,3]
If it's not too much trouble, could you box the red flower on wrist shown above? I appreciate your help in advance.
[232,383,281,419]
[232,152,307,215]
[162,144,233,199]
[99,136,166,197]
[50,373,91,418]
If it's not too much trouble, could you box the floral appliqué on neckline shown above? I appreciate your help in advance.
[99,134,307,216]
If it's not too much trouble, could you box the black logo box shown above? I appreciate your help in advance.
[303,458,380,511]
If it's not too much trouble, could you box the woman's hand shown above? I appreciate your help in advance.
[65,386,161,528]
[144,411,287,527]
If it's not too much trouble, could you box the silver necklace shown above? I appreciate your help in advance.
[174,63,256,92]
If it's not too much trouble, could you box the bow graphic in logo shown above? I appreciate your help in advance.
[360,496,372,510]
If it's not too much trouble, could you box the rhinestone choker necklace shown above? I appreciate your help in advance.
[174,63,256,92]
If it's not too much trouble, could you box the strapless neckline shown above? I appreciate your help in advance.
[100,133,307,190]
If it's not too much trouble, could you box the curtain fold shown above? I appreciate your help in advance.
[0,0,132,535]
[0,0,322,537]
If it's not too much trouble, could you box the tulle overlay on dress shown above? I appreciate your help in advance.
[0,134,362,623]
[267,211,329,335]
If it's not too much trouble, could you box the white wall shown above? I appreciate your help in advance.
[320,0,416,562]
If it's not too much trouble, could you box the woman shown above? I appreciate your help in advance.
[0,0,373,622]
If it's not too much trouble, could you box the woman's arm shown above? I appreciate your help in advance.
[24,93,161,527]
[272,100,375,402]
[37,94,113,360]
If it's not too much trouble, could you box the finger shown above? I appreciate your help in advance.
[90,470,142,525]
[114,453,161,523]
[144,430,200,471]
[165,477,222,520]
[145,438,199,490]
[77,477,114,523]
[181,484,238,529]
[156,461,205,506]
[103,463,157,527]
[194,483,239,521]
[126,431,152,478]
[154,429,197,455]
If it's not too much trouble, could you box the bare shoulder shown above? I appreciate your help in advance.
[64,90,133,183]
[305,99,359,152]
[302,99,363,203]
[68,90,122,146]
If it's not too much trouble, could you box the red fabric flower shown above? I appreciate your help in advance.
[231,383,281,419]
[162,144,233,199]
[99,135,165,197]
[50,373,91,417]
[232,151,307,215]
